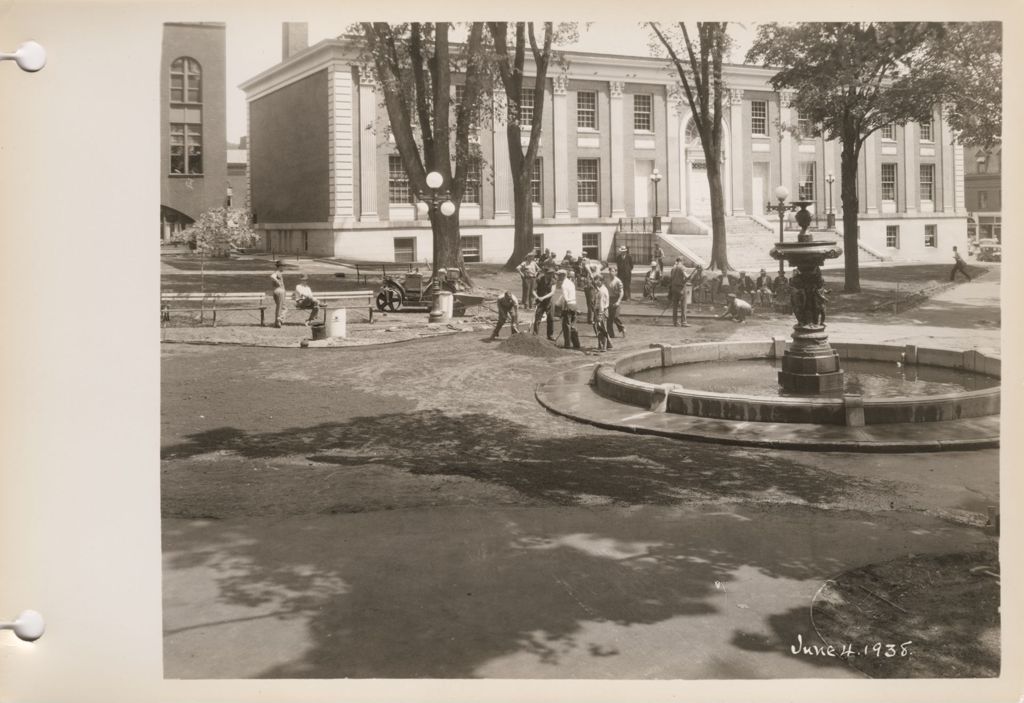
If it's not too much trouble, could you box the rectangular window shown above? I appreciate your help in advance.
[461,235,482,263]
[530,158,543,204]
[582,232,601,260]
[169,123,203,175]
[881,163,897,201]
[978,191,988,209]
[519,88,534,126]
[532,233,544,256]
[577,158,599,203]
[394,237,416,263]
[577,91,597,129]
[633,93,653,131]
[920,117,933,141]
[302,231,309,252]
[463,158,482,204]
[919,164,935,202]
[797,111,813,138]
[798,161,816,202]
[924,224,937,248]
[886,225,900,248]
[751,101,767,136]
[388,155,410,203]
[881,123,896,140]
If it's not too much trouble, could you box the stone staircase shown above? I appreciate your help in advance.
[663,215,856,272]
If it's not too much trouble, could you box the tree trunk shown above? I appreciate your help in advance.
[430,207,467,282]
[705,157,731,272]
[506,171,534,268]
[839,138,861,293]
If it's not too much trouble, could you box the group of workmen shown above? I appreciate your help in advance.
[493,246,732,351]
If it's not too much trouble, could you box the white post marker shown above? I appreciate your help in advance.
[0,41,47,72]
[0,610,45,642]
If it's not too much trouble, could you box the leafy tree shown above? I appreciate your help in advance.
[649,22,732,272]
[171,207,258,257]
[488,22,570,270]
[747,22,999,293]
[359,23,489,282]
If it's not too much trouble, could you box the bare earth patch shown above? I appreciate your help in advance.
[811,550,1000,678]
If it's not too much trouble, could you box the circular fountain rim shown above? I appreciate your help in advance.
[535,339,1000,452]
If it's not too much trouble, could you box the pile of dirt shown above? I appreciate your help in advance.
[495,332,569,358]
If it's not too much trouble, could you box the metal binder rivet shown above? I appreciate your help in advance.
[0,41,47,72]
[0,610,45,642]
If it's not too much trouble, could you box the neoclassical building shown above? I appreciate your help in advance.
[241,26,968,265]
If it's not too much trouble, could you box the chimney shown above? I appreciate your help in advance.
[282,22,308,61]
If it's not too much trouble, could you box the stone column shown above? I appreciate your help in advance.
[552,73,570,219]
[327,64,355,224]
[903,123,917,214]
[609,80,626,218]
[667,98,682,216]
[729,88,745,215]
[492,87,512,220]
[953,141,965,212]
[864,131,878,213]
[778,90,795,195]
[358,71,378,222]
[940,112,955,212]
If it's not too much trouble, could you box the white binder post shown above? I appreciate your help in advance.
[0,610,45,642]
[0,41,47,72]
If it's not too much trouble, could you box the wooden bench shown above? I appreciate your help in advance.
[353,262,419,285]
[160,292,268,326]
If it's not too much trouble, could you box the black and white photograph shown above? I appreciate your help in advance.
[0,2,1019,701]
[158,17,1004,681]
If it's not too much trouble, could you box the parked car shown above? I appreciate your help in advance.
[976,238,1001,262]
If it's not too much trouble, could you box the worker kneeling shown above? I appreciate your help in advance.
[718,293,752,323]
[491,291,521,339]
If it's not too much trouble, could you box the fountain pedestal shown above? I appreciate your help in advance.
[770,203,844,394]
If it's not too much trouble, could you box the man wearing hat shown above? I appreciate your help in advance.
[667,258,692,327]
[540,268,579,349]
[516,253,540,310]
[531,265,557,340]
[614,245,634,300]
[269,260,287,328]
[491,290,521,339]
[293,273,321,325]
[592,273,611,351]
[605,268,626,338]
[718,293,753,323]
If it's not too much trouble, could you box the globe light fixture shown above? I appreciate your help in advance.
[649,168,663,233]
[425,171,444,189]
[439,200,456,217]
[415,201,430,217]
[774,185,790,202]
[767,184,800,275]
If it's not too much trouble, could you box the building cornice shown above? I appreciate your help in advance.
[241,37,788,99]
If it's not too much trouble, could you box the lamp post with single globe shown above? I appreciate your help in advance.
[415,171,457,321]
[766,185,800,276]
[825,173,836,229]
[649,167,662,233]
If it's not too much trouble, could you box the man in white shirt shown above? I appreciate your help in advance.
[592,276,611,351]
[516,254,540,309]
[491,290,521,339]
[546,269,579,349]
[718,293,753,323]
[606,270,626,338]
[293,274,321,325]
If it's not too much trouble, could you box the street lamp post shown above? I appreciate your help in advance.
[766,185,800,276]
[414,171,457,321]
[649,167,662,234]
[825,173,836,230]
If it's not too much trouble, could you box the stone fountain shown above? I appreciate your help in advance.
[770,202,844,394]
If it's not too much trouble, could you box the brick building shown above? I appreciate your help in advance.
[160,22,228,240]
[964,146,1001,242]
[240,26,968,266]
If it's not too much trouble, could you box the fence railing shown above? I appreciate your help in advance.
[617,217,655,234]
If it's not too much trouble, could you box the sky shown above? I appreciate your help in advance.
[223,20,755,144]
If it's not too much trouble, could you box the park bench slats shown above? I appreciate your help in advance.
[160,290,376,326]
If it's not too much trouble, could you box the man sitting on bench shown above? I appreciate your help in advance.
[293,274,321,325]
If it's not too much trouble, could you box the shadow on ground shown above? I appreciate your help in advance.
[161,411,885,519]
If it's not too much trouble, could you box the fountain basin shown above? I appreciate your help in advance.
[592,341,1000,427]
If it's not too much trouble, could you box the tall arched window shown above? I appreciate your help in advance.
[169,57,203,175]
[685,118,702,147]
